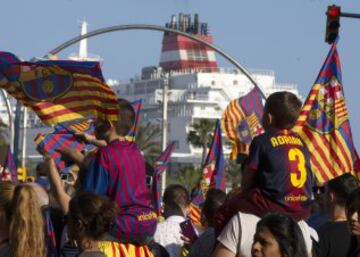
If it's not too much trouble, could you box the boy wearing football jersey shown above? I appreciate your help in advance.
[215,91,313,235]
[80,99,157,244]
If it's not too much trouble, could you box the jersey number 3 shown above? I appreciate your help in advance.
[288,148,307,188]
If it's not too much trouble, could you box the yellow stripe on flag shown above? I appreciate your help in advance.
[299,131,334,181]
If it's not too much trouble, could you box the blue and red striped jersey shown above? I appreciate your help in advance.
[247,129,313,210]
[81,139,156,242]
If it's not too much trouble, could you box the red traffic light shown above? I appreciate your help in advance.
[328,6,340,17]
[325,5,341,44]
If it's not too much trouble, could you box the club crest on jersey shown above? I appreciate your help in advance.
[21,66,72,101]
[306,77,348,134]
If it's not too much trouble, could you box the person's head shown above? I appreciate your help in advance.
[163,184,190,218]
[201,188,226,227]
[0,182,46,257]
[346,188,360,236]
[252,213,307,257]
[68,192,119,249]
[326,173,359,213]
[94,99,135,141]
[27,182,50,208]
[262,91,302,130]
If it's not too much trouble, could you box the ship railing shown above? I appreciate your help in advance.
[140,67,277,78]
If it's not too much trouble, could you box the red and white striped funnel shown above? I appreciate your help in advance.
[159,14,217,72]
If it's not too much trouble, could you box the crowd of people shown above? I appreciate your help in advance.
[0,92,360,257]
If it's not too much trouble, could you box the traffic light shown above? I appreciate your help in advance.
[325,5,341,44]
[17,167,27,182]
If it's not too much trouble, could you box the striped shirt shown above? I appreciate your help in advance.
[81,139,157,243]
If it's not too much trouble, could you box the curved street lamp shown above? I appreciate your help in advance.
[15,23,266,191]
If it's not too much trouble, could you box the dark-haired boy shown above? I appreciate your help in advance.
[215,91,314,235]
[70,99,157,244]
[154,184,191,257]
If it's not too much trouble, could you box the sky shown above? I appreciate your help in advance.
[1,0,360,146]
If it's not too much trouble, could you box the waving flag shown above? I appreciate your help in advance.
[1,146,18,183]
[0,55,119,125]
[293,42,360,183]
[190,120,225,226]
[125,99,142,142]
[43,207,57,257]
[36,60,105,82]
[35,118,95,172]
[152,141,176,216]
[222,86,264,159]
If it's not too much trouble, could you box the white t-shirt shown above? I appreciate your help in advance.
[217,212,316,257]
[154,215,186,257]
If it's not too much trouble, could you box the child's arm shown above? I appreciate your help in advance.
[75,132,107,148]
[241,136,262,191]
[241,166,257,191]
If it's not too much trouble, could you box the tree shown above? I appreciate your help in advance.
[0,120,10,165]
[167,164,202,193]
[135,122,162,164]
[187,119,216,165]
[226,160,242,188]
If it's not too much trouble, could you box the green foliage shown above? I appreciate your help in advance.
[187,119,216,164]
[226,160,242,188]
[0,122,10,165]
[167,164,202,193]
[135,122,162,164]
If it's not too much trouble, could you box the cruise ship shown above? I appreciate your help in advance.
[112,13,300,166]
[0,15,300,168]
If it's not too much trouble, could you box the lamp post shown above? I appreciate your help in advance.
[161,73,169,194]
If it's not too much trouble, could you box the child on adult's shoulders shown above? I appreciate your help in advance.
[214,91,314,236]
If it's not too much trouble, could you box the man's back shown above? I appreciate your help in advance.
[82,139,156,242]
[317,221,353,257]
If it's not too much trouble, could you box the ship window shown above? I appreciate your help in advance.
[187,50,208,62]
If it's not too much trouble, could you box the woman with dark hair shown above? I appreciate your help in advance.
[67,192,119,257]
[251,213,307,257]
[346,188,360,257]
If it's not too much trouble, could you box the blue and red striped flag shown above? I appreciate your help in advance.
[0,55,119,125]
[43,207,57,257]
[1,146,18,183]
[35,118,95,172]
[126,99,142,142]
[222,86,264,159]
[152,141,176,216]
[190,120,225,226]
[293,41,360,183]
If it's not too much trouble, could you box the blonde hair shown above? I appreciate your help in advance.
[0,182,46,257]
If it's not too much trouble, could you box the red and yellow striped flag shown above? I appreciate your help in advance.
[0,58,119,125]
[98,241,153,257]
[222,87,264,159]
[293,42,360,184]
